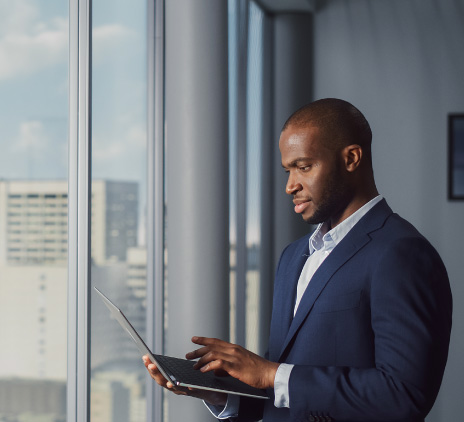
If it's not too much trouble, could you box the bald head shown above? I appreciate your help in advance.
[282,98,372,163]
[279,99,378,226]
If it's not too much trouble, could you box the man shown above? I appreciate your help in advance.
[144,98,452,421]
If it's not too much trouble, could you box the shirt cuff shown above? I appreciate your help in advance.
[274,363,294,408]
[204,394,240,419]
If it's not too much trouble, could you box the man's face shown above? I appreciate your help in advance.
[279,124,351,226]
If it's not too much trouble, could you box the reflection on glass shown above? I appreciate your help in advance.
[0,1,68,421]
[246,2,264,352]
[228,0,238,344]
[228,0,265,353]
[245,1,264,354]
[90,1,148,422]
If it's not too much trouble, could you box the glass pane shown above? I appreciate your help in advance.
[228,0,265,352]
[228,0,238,344]
[245,1,264,353]
[90,1,148,422]
[0,1,69,421]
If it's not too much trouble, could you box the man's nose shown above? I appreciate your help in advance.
[285,176,302,195]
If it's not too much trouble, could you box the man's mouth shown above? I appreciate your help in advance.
[293,199,310,214]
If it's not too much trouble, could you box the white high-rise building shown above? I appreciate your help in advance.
[0,180,68,267]
[0,179,140,381]
[0,179,138,267]
[0,265,67,380]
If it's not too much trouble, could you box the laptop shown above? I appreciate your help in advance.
[94,287,268,399]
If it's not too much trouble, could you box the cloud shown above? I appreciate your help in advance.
[92,122,147,182]
[92,141,126,161]
[126,123,147,148]
[0,1,67,80]
[92,24,137,66]
[0,24,67,80]
[93,122,146,162]
[0,0,38,37]
[13,120,49,152]
[0,119,67,179]
[93,24,135,44]
[0,0,135,81]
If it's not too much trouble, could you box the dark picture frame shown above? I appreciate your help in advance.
[448,114,464,200]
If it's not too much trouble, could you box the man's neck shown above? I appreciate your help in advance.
[329,190,379,229]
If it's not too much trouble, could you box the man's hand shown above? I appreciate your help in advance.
[142,355,227,406]
[186,336,279,390]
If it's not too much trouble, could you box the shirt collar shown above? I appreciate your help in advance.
[308,195,383,255]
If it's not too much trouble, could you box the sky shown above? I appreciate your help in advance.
[0,0,264,244]
[0,0,68,179]
[0,0,147,184]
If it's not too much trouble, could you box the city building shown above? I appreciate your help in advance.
[0,180,138,267]
[0,179,145,422]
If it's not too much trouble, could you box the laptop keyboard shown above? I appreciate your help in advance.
[153,354,267,397]
[154,354,214,387]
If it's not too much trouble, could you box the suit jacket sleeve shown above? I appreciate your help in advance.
[287,236,452,421]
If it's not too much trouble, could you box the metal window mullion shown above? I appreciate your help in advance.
[147,0,165,421]
[258,10,273,357]
[68,1,92,422]
[234,0,249,348]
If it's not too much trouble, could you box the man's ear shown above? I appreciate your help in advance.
[343,144,362,172]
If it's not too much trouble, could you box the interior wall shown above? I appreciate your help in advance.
[312,0,464,420]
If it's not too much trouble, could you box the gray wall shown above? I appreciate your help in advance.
[312,0,464,420]
[271,13,315,269]
[165,1,229,421]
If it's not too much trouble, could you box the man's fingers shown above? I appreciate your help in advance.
[187,337,244,361]
[142,354,229,403]
[145,361,171,387]
[193,352,235,374]
[199,358,228,373]
[186,336,221,359]
[185,345,210,360]
[146,363,185,392]
[191,336,224,346]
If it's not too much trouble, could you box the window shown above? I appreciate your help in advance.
[90,1,149,421]
[245,1,266,353]
[228,0,271,355]
[1,2,268,422]
[0,2,69,421]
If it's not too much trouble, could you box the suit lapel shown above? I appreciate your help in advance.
[280,249,308,333]
[277,199,393,361]
[269,240,308,362]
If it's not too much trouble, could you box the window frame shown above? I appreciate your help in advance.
[68,1,92,421]
[68,1,165,421]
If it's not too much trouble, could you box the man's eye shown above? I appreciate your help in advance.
[300,165,311,171]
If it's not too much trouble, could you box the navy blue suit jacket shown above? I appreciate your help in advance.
[236,200,452,422]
